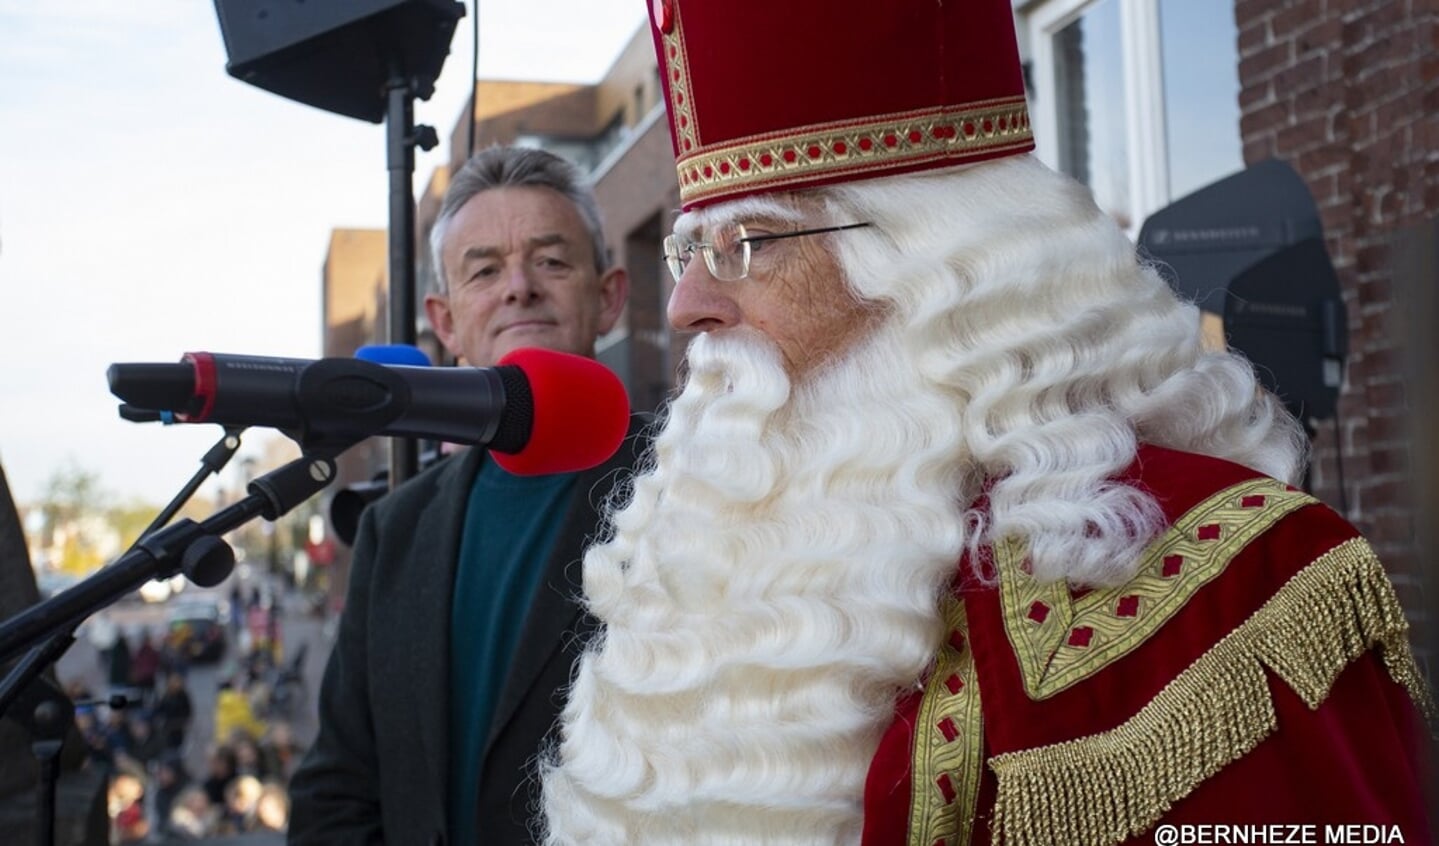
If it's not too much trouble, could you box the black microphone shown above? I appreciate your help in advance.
[107,349,631,474]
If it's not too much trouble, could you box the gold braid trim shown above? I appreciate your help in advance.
[988,536,1435,846]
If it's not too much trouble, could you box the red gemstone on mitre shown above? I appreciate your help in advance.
[908,129,922,143]
[884,134,898,147]
[719,162,731,174]
[760,153,774,166]
[738,157,750,170]
[833,141,847,154]
[859,137,873,151]
[703,165,713,178]
[783,149,797,163]
[807,144,821,159]
[653,0,674,34]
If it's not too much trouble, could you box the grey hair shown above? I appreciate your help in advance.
[429,145,610,292]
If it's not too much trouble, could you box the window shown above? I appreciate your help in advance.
[513,114,629,177]
[1157,0,1242,201]
[1023,0,1242,235]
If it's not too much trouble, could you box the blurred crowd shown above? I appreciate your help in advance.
[65,586,308,844]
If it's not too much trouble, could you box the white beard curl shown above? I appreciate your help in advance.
[541,324,974,845]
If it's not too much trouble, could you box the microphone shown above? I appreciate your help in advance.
[107,348,630,475]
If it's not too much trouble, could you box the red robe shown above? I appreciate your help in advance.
[863,445,1433,846]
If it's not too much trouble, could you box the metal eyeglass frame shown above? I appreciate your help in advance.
[663,221,872,282]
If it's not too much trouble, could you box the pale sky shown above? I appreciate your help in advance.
[0,0,648,507]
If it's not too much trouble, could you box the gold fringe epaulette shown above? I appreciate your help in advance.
[988,536,1434,846]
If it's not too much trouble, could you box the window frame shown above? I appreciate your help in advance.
[1019,0,1172,237]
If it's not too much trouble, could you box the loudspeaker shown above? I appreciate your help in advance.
[213,0,465,122]
[1223,238,1346,421]
[1139,159,1321,316]
[1139,159,1346,422]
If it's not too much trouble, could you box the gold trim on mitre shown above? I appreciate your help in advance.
[657,2,700,158]
[987,536,1434,846]
[674,97,1032,206]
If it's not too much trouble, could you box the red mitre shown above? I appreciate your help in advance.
[647,0,1035,210]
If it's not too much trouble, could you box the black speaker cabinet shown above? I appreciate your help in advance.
[213,0,465,122]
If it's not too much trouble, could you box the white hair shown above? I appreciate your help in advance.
[541,322,973,843]
[821,154,1308,587]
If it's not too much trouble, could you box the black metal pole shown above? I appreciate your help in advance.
[385,69,420,488]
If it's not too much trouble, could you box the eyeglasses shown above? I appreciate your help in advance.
[662,221,872,282]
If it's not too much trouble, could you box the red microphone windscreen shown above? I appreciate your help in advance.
[491,348,630,475]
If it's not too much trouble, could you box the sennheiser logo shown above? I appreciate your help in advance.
[1231,300,1307,319]
[1169,225,1263,244]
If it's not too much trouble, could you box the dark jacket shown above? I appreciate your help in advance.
[288,419,648,846]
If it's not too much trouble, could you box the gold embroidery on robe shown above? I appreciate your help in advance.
[907,596,983,846]
[988,536,1431,846]
[997,478,1317,700]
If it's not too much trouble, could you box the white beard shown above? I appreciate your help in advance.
[541,325,973,845]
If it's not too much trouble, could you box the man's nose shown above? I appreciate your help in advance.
[501,264,540,303]
[667,258,740,333]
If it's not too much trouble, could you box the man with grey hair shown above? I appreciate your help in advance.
[289,145,639,846]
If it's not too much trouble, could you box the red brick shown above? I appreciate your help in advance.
[1309,172,1342,205]
[1276,116,1328,153]
[1297,145,1348,174]
[1243,135,1278,164]
[1368,443,1412,475]
[1354,244,1391,273]
[1235,0,1278,26]
[1241,100,1292,136]
[1340,18,1372,47]
[1364,409,1410,443]
[1239,42,1294,82]
[1296,17,1345,54]
[1358,274,1395,305]
[1239,18,1271,56]
[1240,80,1275,111]
[1272,4,1314,38]
[1273,55,1328,95]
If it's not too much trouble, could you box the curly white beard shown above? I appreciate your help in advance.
[540,324,974,845]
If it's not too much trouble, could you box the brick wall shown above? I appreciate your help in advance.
[1235,0,1436,652]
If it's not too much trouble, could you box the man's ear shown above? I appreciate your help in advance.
[424,293,461,358]
[595,266,629,335]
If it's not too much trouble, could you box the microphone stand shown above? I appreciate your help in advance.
[384,59,438,490]
[0,439,336,846]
